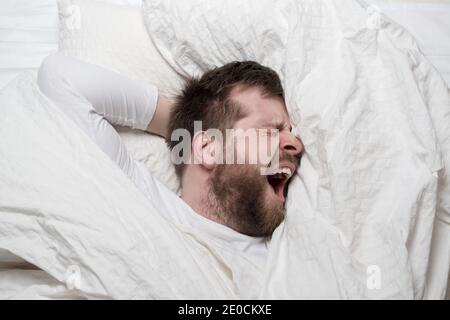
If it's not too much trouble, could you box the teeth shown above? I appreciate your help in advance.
[283,168,292,178]
[267,167,293,179]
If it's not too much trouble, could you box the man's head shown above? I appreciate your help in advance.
[166,61,303,237]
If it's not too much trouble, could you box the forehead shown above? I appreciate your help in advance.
[229,86,290,128]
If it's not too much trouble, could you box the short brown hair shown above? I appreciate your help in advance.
[166,61,284,177]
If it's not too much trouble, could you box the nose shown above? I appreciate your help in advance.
[279,130,303,157]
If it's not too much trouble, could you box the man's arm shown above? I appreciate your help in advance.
[37,53,173,191]
[38,53,172,139]
[147,95,173,139]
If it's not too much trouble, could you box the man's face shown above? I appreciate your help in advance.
[207,86,303,237]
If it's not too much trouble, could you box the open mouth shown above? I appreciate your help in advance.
[266,167,293,202]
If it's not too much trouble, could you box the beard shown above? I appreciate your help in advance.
[207,163,285,237]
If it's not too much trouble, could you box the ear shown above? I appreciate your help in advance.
[192,131,217,170]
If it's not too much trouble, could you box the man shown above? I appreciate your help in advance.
[38,54,303,297]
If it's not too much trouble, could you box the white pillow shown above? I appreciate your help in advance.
[58,0,182,194]
[142,0,289,79]
[58,0,182,94]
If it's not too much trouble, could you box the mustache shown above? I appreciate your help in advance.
[278,151,302,171]
[263,151,302,177]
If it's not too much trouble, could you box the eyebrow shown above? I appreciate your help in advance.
[262,120,291,132]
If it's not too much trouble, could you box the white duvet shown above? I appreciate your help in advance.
[1,0,449,299]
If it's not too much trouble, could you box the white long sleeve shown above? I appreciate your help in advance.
[37,53,159,191]
[37,53,158,130]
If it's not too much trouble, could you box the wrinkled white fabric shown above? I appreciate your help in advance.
[143,0,450,299]
[366,0,450,86]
